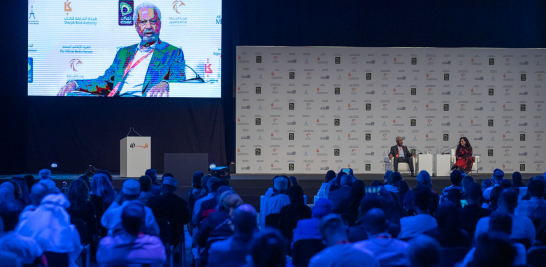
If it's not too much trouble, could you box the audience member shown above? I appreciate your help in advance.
[260,177,291,229]
[308,214,380,267]
[7,181,25,206]
[396,181,409,209]
[289,176,299,187]
[245,228,287,267]
[91,173,116,208]
[97,202,166,266]
[188,171,205,220]
[460,182,491,239]
[447,188,463,208]
[462,212,524,267]
[403,170,439,215]
[481,179,493,192]
[66,179,97,242]
[102,179,159,236]
[487,186,504,210]
[278,185,312,241]
[137,175,154,205]
[11,176,31,205]
[483,169,504,200]
[0,200,43,264]
[461,175,475,194]
[264,175,291,198]
[475,189,535,247]
[349,194,386,242]
[0,184,15,203]
[354,208,409,266]
[328,175,352,208]
[407,235,441,267]
[500,179,512,189]
[334,180,365,226]
[425,201,470,247]
[192,177,219,226]
[96,170,113,183]
[208,204,257,267]
[195,191,243,248]
[20,183,48,220]
[384,172,402,193]
[327,171,347,195]
[145,169,162,196]
[515,179,546,226]
[383,170,393,185]
[371,180,384,187]
[398,186,438,240]
[317,170,336,198]
[16,194,82,267]
[193,178,229,227]
[440,170,464,203]
[511,172,525,188]
[292,198,334,246]
[37,169,61,194]
[146,175,189,246]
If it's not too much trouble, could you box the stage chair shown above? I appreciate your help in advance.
[450,149,480,175]
[387,157,417,175]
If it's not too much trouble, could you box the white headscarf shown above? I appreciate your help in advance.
[16,194,77,252]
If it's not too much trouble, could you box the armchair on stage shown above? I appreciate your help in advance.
[450,149,480,175]
[383,156,417,175]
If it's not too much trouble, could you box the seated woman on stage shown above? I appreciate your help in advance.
[451,137,474,173]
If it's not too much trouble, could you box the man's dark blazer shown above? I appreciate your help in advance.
[389,145,413,158]
[146,193,190,244]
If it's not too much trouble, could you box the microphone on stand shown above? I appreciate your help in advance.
[441,145,458,155]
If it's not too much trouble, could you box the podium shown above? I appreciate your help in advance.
[120,136,151,178]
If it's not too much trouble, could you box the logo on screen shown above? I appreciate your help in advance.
[520,164,525,171]
[289,163,294,171]
[411,119,416,126]
[334,149,340,156]
[255,148,261,156]
[255,118,261,125]
[520,104,526,111]
[289,103,294,110]
[289,133,294,140]
[411,58,417,65]
[520,134,526,141]
[488,120,494,127]
[365,164,371,171]
[335,57,340,64]
[64,0,72,15]
[28,58,33,83]
[489,58,494,65]
[119,0,134,25]
[444,104,449,111]
[488,89,494,96]
[444,74,449,81]
[366,103,371,111]
[255,87,261,94]
[411,88,416,95]
[488,149,494,156]
[365,133,371,141]
[205,58,213,77]
[289,72,295,79]
[335,87,340,95]
[172,0,185,14]
[521,74,526,81]
[69,59,82,72]
[334,119,340,126]
[256,56,262,63]
[366,73,371,80]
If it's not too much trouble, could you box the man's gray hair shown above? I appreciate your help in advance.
[133,2,162,23]
[39,169,51,180]
[395,136,402,141]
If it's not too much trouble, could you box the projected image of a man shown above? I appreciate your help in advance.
[57,2,185,97]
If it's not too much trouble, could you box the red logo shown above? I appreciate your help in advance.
[503,134,506,138]
[393,119,396,123]
[426,103,430,108]
[273,148,277,152]
[205,58,212,76]
[271,102,274,107]
[316,148,320,153]
[352,57,357,61]
[503,73,507,78]
[237,148,240,153]
[471,57,474,63]
[237,117,240,122]
[383,73,388,77]
[426,73,430,78]
[317,87,320,92]
[352,149,356,153]
[317,56,320,61]
[426,134,429,138]
[274,56,278,61]
[273,87,277,91]
[316,118,320,123]
[352,88,356,91]
[506,88,510,92]
[428,58,433,62]
[306,163,311,167]
[383,103,387,107]
[428,119,432,123]
[471,119,474,123]
[502,163,506,169]
[306,133,311,137]
[237,55,241,60]
[505,149,509,153]
[506,58,510,62]
[352,119,356,123]
[348,133,351,137]
[383,134,387,137]
[271,71,274,76]
[428,88,432,92]
[69,59,82,72]
[394,57,397,62]
[271,133,274,137]
[461,104,465,108]
[237,86,240,91]
[348,103,351,108]
[503,104,506,109]
[505,119,509,123]
[306,72,311,76]
[471,88,474,92]
[393,88,396,92]
[271,163,274,168]
[306,103,311,107]
[348,72,352,77]
[348,163,351,168]
[273,118,277,122]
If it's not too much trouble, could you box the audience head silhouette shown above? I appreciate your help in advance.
[417,170,432,188]
[138,175,152,193]
[233,204,257,235]
[249,228,286,267]
[362,208,389,236]
[450,170,463,186]
[413,186,432,214]
[497,188,518,214]
[0,200,24,231]
[408,235,441,267]
[121,202,146,235]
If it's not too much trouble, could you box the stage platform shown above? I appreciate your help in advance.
[1,172,541,212]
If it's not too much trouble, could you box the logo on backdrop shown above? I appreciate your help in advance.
[172,0,185,13]
[119,0,134,26]
[130,143,149,148]
[64,0,72,15]
[69,59,82,72]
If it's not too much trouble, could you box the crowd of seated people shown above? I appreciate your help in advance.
[0,167,546,267]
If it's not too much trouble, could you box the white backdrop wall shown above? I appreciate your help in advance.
[235,47,546,174]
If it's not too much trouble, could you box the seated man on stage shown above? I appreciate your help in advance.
[57,3,185,97]
[388,136,417,177]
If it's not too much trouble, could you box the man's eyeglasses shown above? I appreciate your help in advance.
[138,19,159,26]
